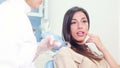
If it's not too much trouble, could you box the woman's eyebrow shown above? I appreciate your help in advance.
[81,17,87,20]
[71,19,77,20]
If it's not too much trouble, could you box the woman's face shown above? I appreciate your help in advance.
[70,11,89,44]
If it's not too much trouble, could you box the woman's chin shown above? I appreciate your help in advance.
[76,39,85,44]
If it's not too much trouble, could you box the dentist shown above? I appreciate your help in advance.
[0,0,55,68]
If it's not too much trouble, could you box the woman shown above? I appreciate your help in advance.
[53,7,119,68]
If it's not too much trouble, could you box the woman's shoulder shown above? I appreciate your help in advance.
[56,46,72,55]
[56,45,84,58]
[55,42,72,53]
[55,46,86,64]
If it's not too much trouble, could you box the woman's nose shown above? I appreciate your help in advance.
[77,22,83,29]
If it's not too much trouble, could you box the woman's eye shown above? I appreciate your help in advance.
[71,21,76,24]
[82,20,88,23]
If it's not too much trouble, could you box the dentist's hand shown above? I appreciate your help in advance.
[33,35,62,61]
[37,36,54,54]
[35,35,61,56]
[33,36,57,61]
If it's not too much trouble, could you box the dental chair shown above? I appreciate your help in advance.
[45,60,54,68]
[44,44,64,68]
[44,42,68,68]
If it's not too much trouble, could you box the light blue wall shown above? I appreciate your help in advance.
[0,0,5,4]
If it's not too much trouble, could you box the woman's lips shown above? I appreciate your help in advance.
[77,31,85,37]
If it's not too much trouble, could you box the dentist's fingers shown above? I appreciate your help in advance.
[53,40,62,48]
[48,35,54,45]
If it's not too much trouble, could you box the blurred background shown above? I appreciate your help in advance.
[0,0,119,68]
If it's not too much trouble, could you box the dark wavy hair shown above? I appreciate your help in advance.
[62,6,102,61]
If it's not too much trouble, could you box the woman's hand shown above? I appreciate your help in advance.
[86,33,119,68]
[86,33,105,52]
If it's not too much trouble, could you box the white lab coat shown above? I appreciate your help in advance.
[0,0,38,68]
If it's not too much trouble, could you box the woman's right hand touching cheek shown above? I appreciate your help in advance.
[86,33,105,52]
